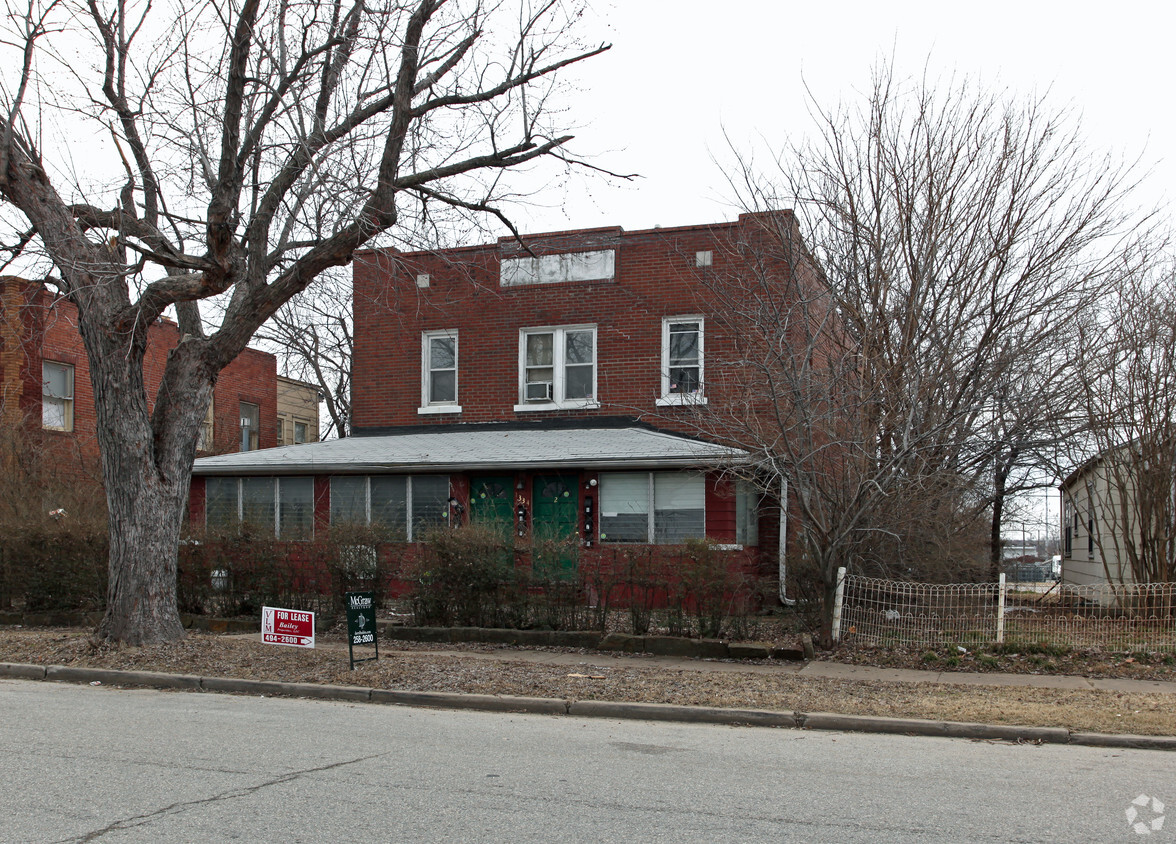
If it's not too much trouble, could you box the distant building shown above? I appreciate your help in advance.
[1001,542,1038,561]
[276,375,320,446]
[0,276,280,480]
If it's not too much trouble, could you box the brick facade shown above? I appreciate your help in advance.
[0,277,279,478]
[353,213,791,432]
[190,211,803,593]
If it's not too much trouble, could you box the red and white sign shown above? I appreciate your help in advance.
[261,606,315,648]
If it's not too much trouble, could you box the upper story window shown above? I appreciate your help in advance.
[517,326,597,411]
[294,421,308,444]
[239,402,260,451]
[42,361,74,431]
[658,317,705,406]
[500,250,615,287]
[420,330,460,414]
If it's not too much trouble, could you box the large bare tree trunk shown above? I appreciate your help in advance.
[79,303,210,644]
[0,0,609,644]
[97,461,188,644]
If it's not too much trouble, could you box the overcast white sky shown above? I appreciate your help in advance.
[508,0,1175,236]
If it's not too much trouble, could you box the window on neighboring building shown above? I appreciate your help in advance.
[239,402,260,451]
[276,418,285,446]
[42,361,74,431]
[329,475,450,540]
[519,326,596,408]
[204,476,313,539]
[294,421,308,444]
[1088,516,1094,556]
[197,397,214,452]
[658,317,704,405]
[421,330,459,411]
[599,472,706,544]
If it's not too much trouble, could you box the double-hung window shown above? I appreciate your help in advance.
[239,402,260,451]
[42,361,74,431]
[420,330,460,413]
[599,471,705,544]
[517,325,597,409]
[658,317,705,405]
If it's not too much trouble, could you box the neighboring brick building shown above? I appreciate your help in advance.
[189,212,806,589]
[0,277,280,480]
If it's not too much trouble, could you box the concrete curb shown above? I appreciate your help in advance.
[371,689,569,715]
[2,661,1174,751]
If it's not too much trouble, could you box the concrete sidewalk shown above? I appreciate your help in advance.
[230,632,1176,695]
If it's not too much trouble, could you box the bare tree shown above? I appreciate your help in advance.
[0,0,610,643]
[1068,255,1176,585]
[700,65,1141,643]
[254,269,353,438]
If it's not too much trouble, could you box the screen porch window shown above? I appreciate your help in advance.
[329,475,450,540]
[735,482,760,546]
[599,472,705,544]
[422,331,458,408]
[42,361,74,431]
[521,326,595,406]
[204,476,313,539]
[239,402,260,451]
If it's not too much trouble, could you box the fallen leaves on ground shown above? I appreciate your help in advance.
[2,627,1174,737]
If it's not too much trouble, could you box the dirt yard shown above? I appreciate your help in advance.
[2,627,1174,737]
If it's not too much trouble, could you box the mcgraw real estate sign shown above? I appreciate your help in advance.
[345,591,379,669]
[261,606,315,648]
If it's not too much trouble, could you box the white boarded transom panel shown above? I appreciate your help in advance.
[500,250,615,287]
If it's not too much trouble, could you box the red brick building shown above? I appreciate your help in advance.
[0,277,280,481]
[189,212,805,589]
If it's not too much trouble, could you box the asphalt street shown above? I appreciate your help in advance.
[3,678,1174,842]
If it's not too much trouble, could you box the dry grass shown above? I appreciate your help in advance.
[2,627,1174,736]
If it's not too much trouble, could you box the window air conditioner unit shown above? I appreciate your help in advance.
[525,381,554,401]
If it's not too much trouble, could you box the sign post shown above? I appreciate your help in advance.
[345,591,379,670]
[261,606,315,648]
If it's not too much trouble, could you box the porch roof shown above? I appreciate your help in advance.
[192,426,746,476]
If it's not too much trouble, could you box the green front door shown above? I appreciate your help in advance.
[531,473,579,577]
[469,475,514,533]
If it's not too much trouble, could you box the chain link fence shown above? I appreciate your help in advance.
[835,570,1176,652]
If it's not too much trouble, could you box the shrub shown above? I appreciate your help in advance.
[178,524,325,618]
[1,523,108,611]
[673,538,755,639]
[405,523,517,627]
[321,523,397,611]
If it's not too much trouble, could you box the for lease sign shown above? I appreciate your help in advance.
[261,606,315,648]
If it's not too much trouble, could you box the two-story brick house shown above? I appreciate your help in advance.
[189,212,805,586]
[0,276,283,484]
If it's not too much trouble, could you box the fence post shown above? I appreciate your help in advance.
[831,566,847,643]
[996,572,1006,645]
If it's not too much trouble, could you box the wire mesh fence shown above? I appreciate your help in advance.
[837,572,1176,653]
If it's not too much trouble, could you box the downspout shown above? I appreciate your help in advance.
[778,476,796,605]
